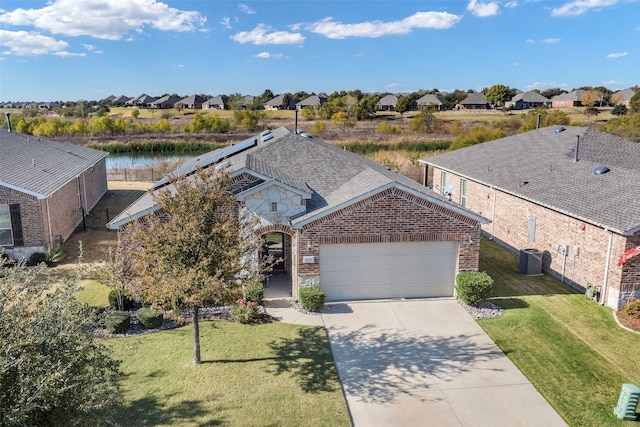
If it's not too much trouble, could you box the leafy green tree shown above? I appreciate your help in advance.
[485,84,513,107]
[131,109,140,119]
[124,168,263,364]
[96,246,133,311]
[300,106,316,121]
[331,111,356,133]
[541,88,567,99]
[395,95,417,116]
[630,90,640,113]
[259,89,274,103]
[612,104,628,116]
[0,254,121,426]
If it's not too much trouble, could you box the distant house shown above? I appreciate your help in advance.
[611,88,636,108]
[126,94,157,108]
[175,94,206,109]
[552,90,584,108]
[507,91,552,110]
[202,95,229,110]
[264,94,298,110]
[420,126,640,310]
[459,93,488,110]
[38,102,62,110]
[111,95,132,105]
[377,94,399,111]
[108,127,485,301]
[0,125,108,260]
[416,94,444,110]
[297,94,327,109]
[149,95,183,109]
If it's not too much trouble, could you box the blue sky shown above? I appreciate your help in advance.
[0,0,638,102]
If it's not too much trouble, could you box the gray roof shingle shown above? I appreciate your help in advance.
[0,129,108,198]
[421,126,640,235]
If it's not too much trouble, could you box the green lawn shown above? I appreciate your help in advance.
[78,284,350,427]
[478,238,640,426]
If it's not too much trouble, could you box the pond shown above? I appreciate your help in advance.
[105,152,194,169]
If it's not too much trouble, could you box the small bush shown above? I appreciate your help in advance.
[108,289,134,310]
[136,307,164,329]
[623,299,640,318]
[299,286,326,312]
[456,272,494,306]
[28,252,47,266]
[105,311,130,334]
[231,299,259,324]
[245,283,264,304]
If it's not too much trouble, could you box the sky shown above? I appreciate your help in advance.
[0,0,638,102]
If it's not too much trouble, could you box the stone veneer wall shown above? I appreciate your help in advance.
[431,167,639,310]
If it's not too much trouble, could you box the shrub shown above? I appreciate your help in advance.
[456,272,494,306]
[105,311,130,334]
[245,283,264,304]
[28,252,48,266]
[310,120,325,134]
[135,307,164,329]
[622,299,640,318]
[108,289,134,310]
[299,286,325,312]
[231,299,259,324]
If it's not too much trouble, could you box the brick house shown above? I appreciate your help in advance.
[551,90,584,108]
[108,127,486,301]
[0,127,108,259]
[419,126,640,310]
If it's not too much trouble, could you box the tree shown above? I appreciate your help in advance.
[331,111,356,133]
[408,107,438,133]
[630,90,640,113]
[611,104,628,116]
[541,88,567,99]
[0,254,121,426]
[124,168,263,364]
[485,84,513,107]
[259,89,274,103]
[581,90,601,107]
[96,246,133,311]
[395,95,417,115]
[131,109,140,119]
[583,106,600,123]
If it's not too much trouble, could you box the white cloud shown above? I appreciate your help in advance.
[525,81,568,90]
[220,17,231,30]
[254,52,284,59]
[238,4,256,15]
[0,30,69,55]
[466,0,500,17]
[505,1,518,8]
[605,51,628,58]
[306,11,461,39]
[526,38,561,43]
[551,0,619,17]
[55,51,85,57]
[83,44,95,51]
[0,0,206,40]
[231,24,304,45]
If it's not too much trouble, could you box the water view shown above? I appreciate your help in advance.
[105,152,194,169]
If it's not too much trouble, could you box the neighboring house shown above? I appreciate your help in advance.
[111,95,132,105]
[149,95,183,109]
[419,126,640,310]
[611,88,636,108]
[38,102,62,110]
[506,91,551,110]
[297,94,327,109]
[175,94,207,109]
[264,94,298,110]
[377,94,399,111]
[108,127,486,302]
[551,90,584,108]
[202,95,229,110]
[416,94,444,110]
[459,93,488,110]
[126,94,157,107]
[0,126,108,260]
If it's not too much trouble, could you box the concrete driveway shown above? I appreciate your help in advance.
[321,299,567,427]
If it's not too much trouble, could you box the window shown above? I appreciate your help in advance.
[0,205,13,246]
[271,202,278,212]
[460,179,467,207]
[441,171,447,190]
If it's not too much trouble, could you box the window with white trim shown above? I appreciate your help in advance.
[460,179,467,207]
[441,171,447,190]
[0,205,13,246]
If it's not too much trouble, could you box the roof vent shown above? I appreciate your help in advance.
[260,130,271,137]
[554,126,566,133]
[261,134,273,143]
[593,166,610,176]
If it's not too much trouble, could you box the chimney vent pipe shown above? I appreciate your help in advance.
[574,135,580,163]
[5,113,11,132]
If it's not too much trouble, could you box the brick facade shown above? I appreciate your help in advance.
[431,166,640,309]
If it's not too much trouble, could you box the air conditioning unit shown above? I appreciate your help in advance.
[519,248,542,275]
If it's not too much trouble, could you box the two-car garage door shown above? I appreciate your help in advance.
[319,241,459,301]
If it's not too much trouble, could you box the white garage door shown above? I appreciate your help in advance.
[319,241,459,301]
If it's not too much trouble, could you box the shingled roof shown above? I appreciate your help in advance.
[421,126,640,235]
[108,127,485,229]
[0,129,108,199]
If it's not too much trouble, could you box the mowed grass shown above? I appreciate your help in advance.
[478,239,640,426]
[77,285,350,427]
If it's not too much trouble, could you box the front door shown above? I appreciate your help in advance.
[263,232,285,273]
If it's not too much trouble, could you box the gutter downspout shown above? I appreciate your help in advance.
[600,228,613,306]
[489,186,496,240]
[46,198,53,252]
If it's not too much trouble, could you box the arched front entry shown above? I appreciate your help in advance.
[258,226,295,300]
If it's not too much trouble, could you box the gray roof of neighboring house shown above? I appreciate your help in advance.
[420,126,640,235]
[112,95,132,104]
[612,88,636,104]
[203,95,229,107]
[150,95,182,107]
[298,95,327,107]
[378,94,399,106]
[176,94,206,106]
[552,90,584,102]
[460,93,487,105]
[0,129,108,199]
[510,91,551,103]
[265,94,298,107]
[108,127,485,229]
[416,94,443,106]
